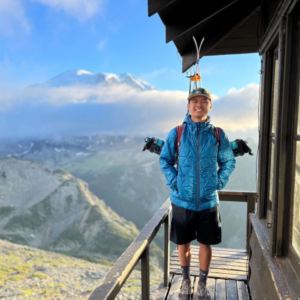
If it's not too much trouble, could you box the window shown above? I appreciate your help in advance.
[291,61,300,257]
[267,48,280,228]
[292,142,300,256]
[290,11,300,268]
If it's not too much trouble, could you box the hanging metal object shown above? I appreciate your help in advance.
[187,36,205,94]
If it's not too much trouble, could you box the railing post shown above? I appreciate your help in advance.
[141,246,150,300]
[246,193,256,252]
[164,208,170,287]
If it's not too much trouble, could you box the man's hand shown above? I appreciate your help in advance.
[231,139,253,156]
[143,136,253,157]
[142,137,164,155]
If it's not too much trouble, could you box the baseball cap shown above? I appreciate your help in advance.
[188,87,212,101]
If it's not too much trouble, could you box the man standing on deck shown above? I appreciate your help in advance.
[160,87,235,299]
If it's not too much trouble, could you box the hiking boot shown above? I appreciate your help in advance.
[194,281,210,300]
[178,278,191,299]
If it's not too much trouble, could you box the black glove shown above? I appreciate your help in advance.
[232,139,253,157]
[142,137,164,155]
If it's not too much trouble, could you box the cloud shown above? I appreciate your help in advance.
[0,80,259,138]
[0,0,30,37]
[212,84,259,132]
[34,0,104,21]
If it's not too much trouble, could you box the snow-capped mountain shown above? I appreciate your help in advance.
[37,69,154,91]
[0,68,171,138]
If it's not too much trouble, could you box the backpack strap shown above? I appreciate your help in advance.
[176,124,185,153]
[213,127,221,145]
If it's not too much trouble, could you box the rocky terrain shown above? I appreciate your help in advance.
[0,137,169,229]
[0,158,139,261]
[0,239,164,300]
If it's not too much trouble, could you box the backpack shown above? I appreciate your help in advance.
[175,124,221,154]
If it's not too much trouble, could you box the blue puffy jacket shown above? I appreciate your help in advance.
[160,115,236,211]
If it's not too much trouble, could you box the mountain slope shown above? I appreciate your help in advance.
[0,239,110,299]
[0,158,139,261]
[0,239,162,300]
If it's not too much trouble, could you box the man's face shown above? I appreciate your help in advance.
[188,95,212,122]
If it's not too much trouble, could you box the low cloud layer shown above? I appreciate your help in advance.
[0,78,259,139]
[212,84,259,132]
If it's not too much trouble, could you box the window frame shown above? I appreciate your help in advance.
[258,3,300,260]
[283,6,300,274]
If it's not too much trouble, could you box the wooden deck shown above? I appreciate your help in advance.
[156,246,250,300]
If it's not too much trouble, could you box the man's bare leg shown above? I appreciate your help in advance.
[178,243,191,267]
[199,243,211,271]
[194,243,212,298]
[178,243,192,297]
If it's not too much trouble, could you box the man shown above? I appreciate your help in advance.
[160,87,235,299]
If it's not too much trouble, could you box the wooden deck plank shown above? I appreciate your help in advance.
[167,274,183,300]
[170,270,247,281]
[173,251,248,260]
[193,277,216,300]
[170,259,247,266]
[170,266,247,276]
[171,267,247,277]
[170,262,247,271]
[170,246,249,282]
[174,246,247,255]
[226,280,238,300]
[171,256,248,264]
[167,246,250,298]
[215,279,226,300]
[208,273,247,281]
[237,280,249,300]
[167,275,197,300]
[207,277,216,300]
[170,253,248,263]
[152,282,170,300]
[180,245,247,256]
[173,246,247,253]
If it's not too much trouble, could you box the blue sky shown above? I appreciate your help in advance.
[0,0,261,139]
[0,0,260,92]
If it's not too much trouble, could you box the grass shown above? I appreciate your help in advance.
[0,239,111,299]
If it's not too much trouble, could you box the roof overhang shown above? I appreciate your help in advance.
[148,0,262,71]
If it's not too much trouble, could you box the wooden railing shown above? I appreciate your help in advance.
[88,191,257,300]
[219,191,257,251]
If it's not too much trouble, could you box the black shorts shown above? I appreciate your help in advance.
[170,204,222,245]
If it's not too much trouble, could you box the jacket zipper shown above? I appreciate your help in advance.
[196,124,200,202]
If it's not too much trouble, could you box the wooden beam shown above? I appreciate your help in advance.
[141,247,150,300]
[219,190,257,202]
[166,0,239,43]
[258,52,272,219]
[246,193,257,251]
[259,0,297,53]
[272,17,289,257]
[148,0,176,16]
[249,214,295,299]
[164,210,171,286]
[181,2,261,71]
